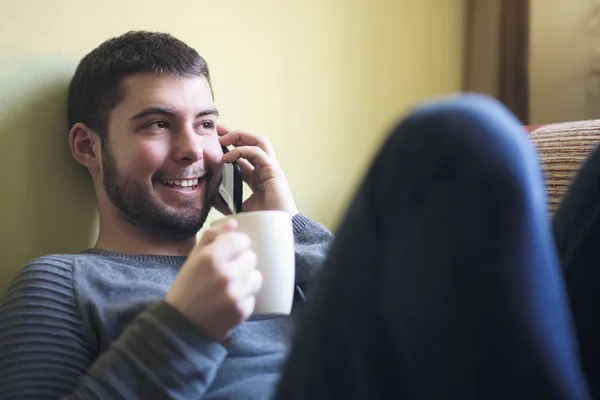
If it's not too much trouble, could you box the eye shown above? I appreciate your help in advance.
[145,120,169,130]
[200,121,215,130]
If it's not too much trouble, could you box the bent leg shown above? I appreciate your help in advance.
[553,139,600,398]
[273,95,591,400]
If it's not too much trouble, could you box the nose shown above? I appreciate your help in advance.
[172,126,203,164]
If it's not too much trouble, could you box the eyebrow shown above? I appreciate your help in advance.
[131,107,219,120]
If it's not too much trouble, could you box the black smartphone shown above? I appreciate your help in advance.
[218,146,243,214]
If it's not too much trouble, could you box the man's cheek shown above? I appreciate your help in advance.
[205,146,224,170]
[202,141,225,179]
[129,146,164,173]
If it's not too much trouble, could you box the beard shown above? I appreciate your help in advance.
[101,148,218,240]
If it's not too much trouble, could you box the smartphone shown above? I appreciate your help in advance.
[218,146,243,214]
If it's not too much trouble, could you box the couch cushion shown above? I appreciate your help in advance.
[526,120,600,214]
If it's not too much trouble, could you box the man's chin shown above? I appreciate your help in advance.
[149,216,204,240]
[162,207,211,235]
[164,205,205,222]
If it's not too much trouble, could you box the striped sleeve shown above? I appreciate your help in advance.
[0,257,229,400]
[0,258,94,399]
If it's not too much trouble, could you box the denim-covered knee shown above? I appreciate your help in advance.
[371,93,545,216]
[392,94,531,164]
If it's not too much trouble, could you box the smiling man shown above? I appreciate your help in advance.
[0,31,332,399]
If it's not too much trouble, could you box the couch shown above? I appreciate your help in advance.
[526,119,600,214]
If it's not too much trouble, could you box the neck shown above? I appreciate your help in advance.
[94,211,197,256]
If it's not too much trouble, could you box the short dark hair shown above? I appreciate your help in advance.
[68,31,211,140]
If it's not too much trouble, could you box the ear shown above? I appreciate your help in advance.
[69,122,102,172]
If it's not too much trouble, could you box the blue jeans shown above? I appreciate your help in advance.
[274,94,600,399]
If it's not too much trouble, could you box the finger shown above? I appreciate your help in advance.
[236,295,256,321]
[227,268,262,301]
[234,158,255,182]
[217,124,233,136]
[197,219,238,247]
[246,269,263,296]
[223,139,266,150]
[231,270,263,301]
[208,232,252,263]
[222,146,273,170]
[219,130,276,159]
[227,249,258,280]
[206,219,237,234]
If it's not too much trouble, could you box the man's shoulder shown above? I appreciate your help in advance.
[23,253,87,271]
[29,252,85,263]
[2,254,93,312]
[13,253,90,288]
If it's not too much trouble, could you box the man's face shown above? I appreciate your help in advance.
[101,73,222,240]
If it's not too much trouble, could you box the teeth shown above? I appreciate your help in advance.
[160,178,199,187]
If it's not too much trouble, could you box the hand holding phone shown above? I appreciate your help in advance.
[218,126,298,216]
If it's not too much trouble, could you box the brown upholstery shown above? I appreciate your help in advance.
[526,120,600,214]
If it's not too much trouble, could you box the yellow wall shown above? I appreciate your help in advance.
[530,0,600,124]
[0,0,465,292]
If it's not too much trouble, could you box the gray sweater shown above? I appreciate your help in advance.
[0,214,333,400]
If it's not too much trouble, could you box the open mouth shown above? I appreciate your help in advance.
[158,178,201,191]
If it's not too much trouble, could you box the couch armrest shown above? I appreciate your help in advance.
[525,120,600,214]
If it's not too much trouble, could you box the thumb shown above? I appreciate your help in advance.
[196,219,238,248]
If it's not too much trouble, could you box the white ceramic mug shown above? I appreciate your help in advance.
[212,210,295,319]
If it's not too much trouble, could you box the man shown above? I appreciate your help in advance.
[2,31,600,400]
[0,31,333,399]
